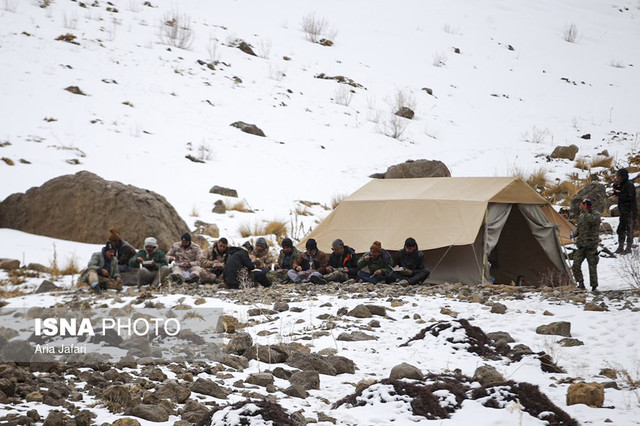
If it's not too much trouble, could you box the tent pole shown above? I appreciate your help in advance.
[482,207,488,285]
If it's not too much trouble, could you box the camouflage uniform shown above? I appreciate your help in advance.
[165,241,203,280]
[251,246,276,271]
[267,247,302,284]
[200,244,228,283]
[572,209,600,289]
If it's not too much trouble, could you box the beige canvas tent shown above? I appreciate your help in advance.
[300,177,574,285]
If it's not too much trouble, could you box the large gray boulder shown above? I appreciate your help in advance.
[375,159,451,179]
[0,171,189,251]
[570,183,607,218]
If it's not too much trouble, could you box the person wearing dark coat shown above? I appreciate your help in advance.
[613,168,637,254]
[386,237,430,285]
[223,242,271,289]
[322,239,358,283]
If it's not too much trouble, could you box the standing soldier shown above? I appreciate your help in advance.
[612,168,637,254]
[572,199,600,291]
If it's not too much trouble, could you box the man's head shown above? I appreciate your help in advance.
[255,237,268,253]
[305,239,318,255]
[144,237,158,254]
[104,241,116,259]
[404,237,417,253]
[370,240,382,258]
[615,168,629,184]
[181,233,192,248]
[108,228,122,244]
[242,241,254,252]
[331,239,345,256]
[559,207,570,219]
[282,238,293,254]
[216,237,228,253]
[580,198,592,211]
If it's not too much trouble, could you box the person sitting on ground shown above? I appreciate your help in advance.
[288,238,328,284]
[164,232,203,284]
[223,242,271,289]
[107,228,137,272]
[129,237,168,288]
[386,237,430,285]
[199,237,229,284]
[558,207,570,221]
[251,237,276,273]
[322,239,358,283]
[79,241,123,294]
[267,238,302,284]
[357,240,391,284]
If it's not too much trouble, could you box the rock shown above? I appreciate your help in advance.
[155,381,191,403]
[336,331,377,341]
[112,420,141,426]
[289,370,320,390]
[283,384,308,398]
[473,365,505,386]
[181,400,211,424]
[130,404,169,422]
[247,308,278,316]
[43,411,66,426]
[566,382,604,407]
[190,378,230,399]
[550,144,579,161]
[212,200,227,214]
[210,185,238,198]
[486,331,515,344]
[395,107,415,119]
[194,220,219,238]
[102,385,132,407]
[286,353,336,376]
[26,391,43,402]
[273,301,290,312]
[369,319,381,328]
[347,304,372,318]
[35,280,61,293]
[584,302,608,312]
[440,307,458,317]
[570,183,607,217]
[364,304,386,316]
[230,121,265,137]
[245,373,274,387]
[0,340,35,362]
[237,41,257,56]
[226,332,253,355]
[243,345,288,364]
[536,321,571,337]
[26,262,51,273]
[490,303,507,314]
[380,159,451,179]
[558,338,584,347]
[0,171,189,250]
[509,344,534,361]
[389,362,423,380]
[599,368,618,379]
[220,354,249,371]
[0,327,19,341]
[0,259,20,270]
[272,367,294,380]
[318,412,337,424]
[326,355,356,374]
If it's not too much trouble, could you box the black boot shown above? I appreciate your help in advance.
[615,235,625,254]
[576,281,585,289]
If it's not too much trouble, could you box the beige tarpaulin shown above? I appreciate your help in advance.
[299,177,572,285]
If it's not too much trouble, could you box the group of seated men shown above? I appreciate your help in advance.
[79,228,431,293]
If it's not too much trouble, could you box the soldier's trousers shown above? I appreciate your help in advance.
[617,212,635,246]
[572,246,598,288]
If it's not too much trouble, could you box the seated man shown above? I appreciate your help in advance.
[223,242,271,289]
[251,237,276,273]
[287,239,328,284]
[357,240,391,284]
[199,237,229,284]
[108,228,137,272]
[164,233,203,284]
[78,241,123,294]
[267,238,302,284]
[323,239,358,283]
[386,237,430,285]
[129,237,168,287]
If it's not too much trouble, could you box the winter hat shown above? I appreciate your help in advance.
[404,237,417,248]
[370,240,382,253]
[281,238,293,248]
[181,232,192,242]
[305,239,317,251]
[242,241,254,252]
[616,168,629,180]
[108,228,122,242]
[144,237,158,247]
[332,239,344,248]
[255,237,268,248]
[104,241,116,252]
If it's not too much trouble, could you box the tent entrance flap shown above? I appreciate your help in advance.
[424,229,484,285]
[488,204,568,284]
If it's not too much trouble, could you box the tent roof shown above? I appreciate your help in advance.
[300,177,554,252]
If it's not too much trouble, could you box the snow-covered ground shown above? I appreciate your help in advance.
[1,0,639,424]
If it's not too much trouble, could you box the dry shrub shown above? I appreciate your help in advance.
[526,167,548,192]
[160,10,194,49]
[60,256,80,275]
[228,200,252,213]
[591,155,613,169]
[574,157,589,170]
[543,180,580,204]
[264,219,287,242]
[330,193,346,209]
[294,206,312,216]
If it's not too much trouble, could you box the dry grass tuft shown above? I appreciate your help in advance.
[330,193,346,209]
[574,157,590,170]
[526,167,548,191]
[264,219,288,242]
[294,206,313,216]
[543,180,580,204]
[591,155,614,169]
[228,200,252,213]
